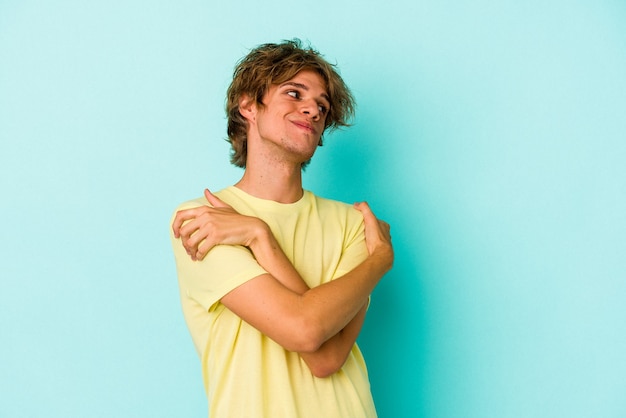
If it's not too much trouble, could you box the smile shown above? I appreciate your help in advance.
[291,120,317,134]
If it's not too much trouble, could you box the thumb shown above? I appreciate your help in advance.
[204,188,231,209]
[354,201,376,224]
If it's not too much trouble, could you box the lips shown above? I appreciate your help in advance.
[291,119,317,134]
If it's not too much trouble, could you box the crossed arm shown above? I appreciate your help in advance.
[172,189,393,378]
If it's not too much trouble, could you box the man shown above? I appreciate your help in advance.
[170,40,393,418]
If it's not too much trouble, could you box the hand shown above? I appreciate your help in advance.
[354,201,393,267]
[172,189,267,261]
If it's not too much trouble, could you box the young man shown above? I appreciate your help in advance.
[170,40,393,418]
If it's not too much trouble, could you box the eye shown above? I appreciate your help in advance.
[318,104,328,115]
[286,90,299,99]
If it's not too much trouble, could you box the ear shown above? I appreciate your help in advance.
[238,94,257,122]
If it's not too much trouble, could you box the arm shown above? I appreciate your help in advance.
[299,304,367,377]
[172,190,392,376]
[224,229,391,352]
[172,190,372,376]
[229,206,370,377]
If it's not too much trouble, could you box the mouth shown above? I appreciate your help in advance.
[291,120,317,135]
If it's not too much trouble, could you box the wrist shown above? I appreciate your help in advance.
[247,220,273,253]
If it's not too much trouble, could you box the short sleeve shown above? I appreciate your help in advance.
[180,246,267,311]
[170,202,268,311]
[333,206,368,279]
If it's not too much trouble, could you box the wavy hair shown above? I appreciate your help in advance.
[225,39,355,168]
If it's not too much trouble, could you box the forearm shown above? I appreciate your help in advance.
[299,248,391,344]
[250,227,371,376]
[298,303,367,377]
[248,226,309,294]
[175,192,393,375]
[251,225,391,349]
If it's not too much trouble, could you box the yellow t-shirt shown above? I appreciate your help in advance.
[171,186,376,418]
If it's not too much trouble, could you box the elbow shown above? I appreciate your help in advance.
[291,320,348,378]
[285,315,326,354]
[309,360,344,378]
[302,346,348,378]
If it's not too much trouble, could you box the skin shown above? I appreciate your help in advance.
[172,70,393,377]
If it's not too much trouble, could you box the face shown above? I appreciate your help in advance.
[244,70,331,165]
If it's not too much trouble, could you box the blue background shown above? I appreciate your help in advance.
[1,1,625,417]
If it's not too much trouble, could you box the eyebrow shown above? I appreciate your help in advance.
[280,82,330,103]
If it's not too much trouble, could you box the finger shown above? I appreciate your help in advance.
[204,188,232,209]
[172,211,193,238]
[172,212,189,237]
[186,237,200,261]
[195,239,214,261]
[181,226,202,254]
[354,201,378,226]
[172,207,205,237]
[353,201,370,214]
[178,217,200,243]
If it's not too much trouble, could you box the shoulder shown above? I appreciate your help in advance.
[309,192,361,216]
[171,187,236,214]
[307,192,365,230]
[172,196,207,213]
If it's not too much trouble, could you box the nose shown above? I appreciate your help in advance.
[301,99,320,120]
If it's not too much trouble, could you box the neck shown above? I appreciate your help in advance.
[235,158,304,203]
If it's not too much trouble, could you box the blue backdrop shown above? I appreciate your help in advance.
[1,1,625,417]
